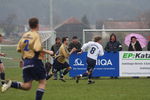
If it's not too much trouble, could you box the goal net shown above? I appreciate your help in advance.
[83,29,150,50]
[0,31,56,67]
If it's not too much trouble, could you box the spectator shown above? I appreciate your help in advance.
[51,37,62,80]
[128,36,142,51]
[128,36,142,78]
[147,37,150,78]
[68,36,82,53]
[105,34,122,52]
[51,37,62,54]
[147,37,150,51]
[105,33,122,79]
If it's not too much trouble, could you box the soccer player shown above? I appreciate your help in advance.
[1,17,53,100]
[76,36,104,84]
[47,37,77,82]
[51,37,62,80]
[0,34,6,85]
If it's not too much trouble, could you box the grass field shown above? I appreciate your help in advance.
[0,46,20,67]
[0,68,150,100]
[1,46,150,100]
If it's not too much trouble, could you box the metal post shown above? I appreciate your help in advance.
[83,30,85,44]
[50,0,53,30]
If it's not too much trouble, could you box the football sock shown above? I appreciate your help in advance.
[36,88,45,100]
[88,73,92,80]
[46,74,53,80]
[11,82,21,89]
[63,69,70,76]
[82,72,88,77]
[0,72,5,84]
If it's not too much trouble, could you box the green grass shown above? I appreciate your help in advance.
[1,46,20,67]
[0,68,150,100]
[0,46,150,100]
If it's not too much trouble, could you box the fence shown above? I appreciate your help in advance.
[69,51,150,77]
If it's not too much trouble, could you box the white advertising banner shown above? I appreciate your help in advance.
[119,51,150,76]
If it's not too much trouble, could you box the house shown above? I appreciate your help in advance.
[103,20,149,29]
[55,17,90,41]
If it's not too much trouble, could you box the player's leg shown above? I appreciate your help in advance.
[46,68,58,80]
[76,67,95,84]
[35,60,47,100]
[76,71,88,83]
[1,67,34,92]
[46,60,58,80]
[60,62,71,82]
[87,68,95,84]
[2,80,33,92]
[36,79,46,100]
[11,81,32,90]
[86,58,96,84]
[76,57,96,84]
[53,72,58,80]
[59,70,63,80]
[0,62,5,84]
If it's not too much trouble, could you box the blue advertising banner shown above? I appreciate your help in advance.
[69,52,119,77]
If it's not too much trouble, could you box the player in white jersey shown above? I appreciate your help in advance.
[76,36,104,84]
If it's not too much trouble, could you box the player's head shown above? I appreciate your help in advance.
[72,36,78,43]
[131,36,137,43]
[62,37,69,45]
[28,17,39,30]
[110,33,116,42]
[0,34,3,43]
[94,36,102,43]
[55,37,61,44]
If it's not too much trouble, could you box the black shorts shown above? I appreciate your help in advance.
[23,59,46,83]
[87,57,96,72]
[53,58,70,72]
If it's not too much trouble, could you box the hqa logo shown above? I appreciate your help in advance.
[73,58,84,66]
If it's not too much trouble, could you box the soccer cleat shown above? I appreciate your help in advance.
[76,75,81,83]
[1,80,12,92]
[88,80,95,84]
[60,78,66,82]
[0,80,7,85]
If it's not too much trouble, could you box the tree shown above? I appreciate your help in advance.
[138,11,150,28]
[96,20,104,29]
[81,14,90,27]
[2,14,17,36]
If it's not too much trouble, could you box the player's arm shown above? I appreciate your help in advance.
[70,48,77,54]
[16,38,22,53]
[19,60,24,68]
[78,42,89,54]
[50,45,55,56]
[34,35,54,55]
[42,49,54,56]
[0,53,6,56]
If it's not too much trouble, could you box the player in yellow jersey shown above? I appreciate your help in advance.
[47,37,77,82]
[1,18,53,100]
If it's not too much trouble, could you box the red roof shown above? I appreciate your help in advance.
[54,17,90,30]
[63,17,81,24]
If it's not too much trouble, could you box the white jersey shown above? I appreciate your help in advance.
[81,41,104,60]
